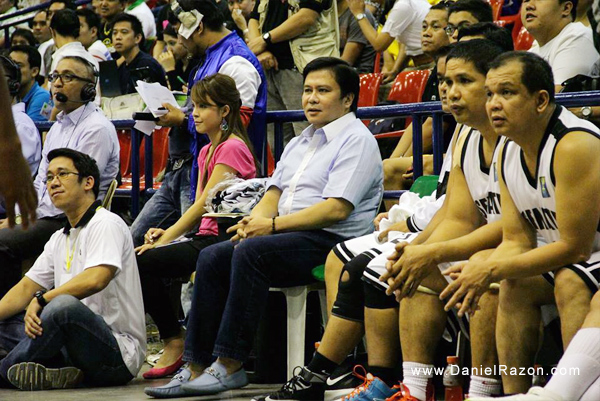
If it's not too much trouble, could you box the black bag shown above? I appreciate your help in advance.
[560,74,600,93]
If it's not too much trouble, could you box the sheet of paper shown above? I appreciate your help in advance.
[135,81,179,117]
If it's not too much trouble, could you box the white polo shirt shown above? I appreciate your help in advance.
[26,203,146,376]
[381,0,430,56]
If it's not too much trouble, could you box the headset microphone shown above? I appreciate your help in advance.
[54,93,91,103]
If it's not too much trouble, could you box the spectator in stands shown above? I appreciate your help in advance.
[10,29,37,47]
[348,0,432,84]
[153,0,179,58]
[136,74,258,380]
[124,0,157,41]
[444,51,600,395]
[0,0,27,47]
[0,55,41,178]
[0,148,145,391]
[39,0,77,78]
[158,23,198,92]
[457,21,515,51]
[383,2,452,194]
[446,0,493,43]
[525,0,600,89]
[227,0,255,42]
[31,10,52,45]
[9,45,51,122]
[131,0,266,253]
[77,8,113,62]
[112,13,166,94]
[46,0,74,22]
[247,0,338,144]
[145,56,383,399]
[0,55,119,300]
[338,0,377,73]
[46,9,99,84]
[97,0,126,54]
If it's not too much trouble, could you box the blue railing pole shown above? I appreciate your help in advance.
[144,133,153,192]
[131,129,140,217]
[412,114,423,179]
[431,112,444,175]
[274,122,284,163]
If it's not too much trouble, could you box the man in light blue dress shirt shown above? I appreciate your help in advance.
[0,55,119,299]
[146,57,383,398]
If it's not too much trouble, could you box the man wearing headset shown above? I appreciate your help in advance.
[0,55,119,301]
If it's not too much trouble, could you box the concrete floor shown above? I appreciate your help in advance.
[0,365,281,401]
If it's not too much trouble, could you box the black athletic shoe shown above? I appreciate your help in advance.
[7,362,83,391]
[263,367,327,401]
[324,366,364,401]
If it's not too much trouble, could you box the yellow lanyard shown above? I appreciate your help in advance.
[65,232,79,273]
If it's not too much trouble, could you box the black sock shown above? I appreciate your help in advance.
[306,352,339,377]
[369,366,397,387]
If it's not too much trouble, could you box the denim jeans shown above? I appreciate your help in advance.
[0,295,133,387]
[130,163,193,247]
[183,230,345,365]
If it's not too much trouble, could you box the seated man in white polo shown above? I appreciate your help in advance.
[0,148,146,391]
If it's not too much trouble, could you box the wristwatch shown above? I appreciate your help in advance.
[262,31,272,45]
[34,290,48,308]
[581,106,593,120]
[355,13,366,21]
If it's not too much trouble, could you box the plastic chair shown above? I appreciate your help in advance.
[269,281,327,380]
[387,69,431,129]
[358,73,384,108]
[120,127,170,191]
[515,26,535,51]
[487,0,504,21]
[117,129,132,177]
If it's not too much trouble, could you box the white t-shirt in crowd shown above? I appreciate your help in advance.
[530,22,600,85]
[26,206,147,376]
[218,56,262,109]
[38,39,55,78]
[88,40,113,62]
[126,1,157,39]
[381,0,430,56]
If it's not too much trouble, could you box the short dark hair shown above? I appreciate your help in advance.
[179,0,225,31]
[488,51,555,102]
[50,9,80,38]
[559,0,578,21]
[10,44,42,70]
[446,39,505,76]
[11,29,37,47]
[60,55,98,82]
[430,1,451,12]
[163,23,177,38]
[50,0,76,10]
[111,13,145,44]
[435,43,456,60]
[302,57,360,112]
[47,148,101,198]
[458,22,514,51]
[77,8,102,33]
[449,0,493,23]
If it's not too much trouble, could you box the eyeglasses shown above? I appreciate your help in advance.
[44,171,81,185]
[445,22,473,36]
[48,72,93,84]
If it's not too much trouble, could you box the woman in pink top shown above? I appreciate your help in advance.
[134,74,257,379]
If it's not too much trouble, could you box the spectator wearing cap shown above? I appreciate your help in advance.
[10,45,52,122]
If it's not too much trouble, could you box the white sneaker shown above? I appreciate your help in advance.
[467,387,563,401]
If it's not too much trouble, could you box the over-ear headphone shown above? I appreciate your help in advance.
[0,55,21,97]
[80,60,99,102]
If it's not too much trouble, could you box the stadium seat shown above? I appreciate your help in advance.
[358,73,384,108]
[117,129,132,177]
[119,127,170,191]
[487,0,504,21]
[515,26,535,51]
[387,69,431,130]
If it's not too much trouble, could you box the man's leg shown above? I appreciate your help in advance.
[0,313,26,358]
[265,70,291,149]
[273,69,309,143]
[554,268,594,347]
[0,295,133,389]
[496,276,555,394]
[130,165,191,247]
[324,250,345,314]
[0,217,66,297]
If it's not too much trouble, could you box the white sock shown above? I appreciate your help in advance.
[580,376,600,401]
[546,328,600,400]
[468,375,502,398]
[402,362,433,401]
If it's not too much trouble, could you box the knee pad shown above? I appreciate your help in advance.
[364,280,398,309]
[331,253,372,322]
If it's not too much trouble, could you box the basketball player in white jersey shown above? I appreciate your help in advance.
[442,51,600,397]
[358,40,509,401]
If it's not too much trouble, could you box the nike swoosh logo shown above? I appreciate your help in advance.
[326,371,353,386]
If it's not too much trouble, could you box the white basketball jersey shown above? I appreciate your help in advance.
[459,128,505,224]
[502,106,600,248]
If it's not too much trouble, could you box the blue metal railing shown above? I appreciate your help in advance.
[0,0,92,47]
[34,90,600,217]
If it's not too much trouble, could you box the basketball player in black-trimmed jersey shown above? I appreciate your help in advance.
[442,52,600,396]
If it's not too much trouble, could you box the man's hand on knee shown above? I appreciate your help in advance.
[24,298,43,339]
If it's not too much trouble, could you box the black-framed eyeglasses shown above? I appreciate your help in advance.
[48,72,93,84]
[43,171,82,185]
[445,22,473,36]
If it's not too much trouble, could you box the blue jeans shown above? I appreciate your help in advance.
[183,230,345,365]
[0,295,133,387]
[130,163,193,247]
